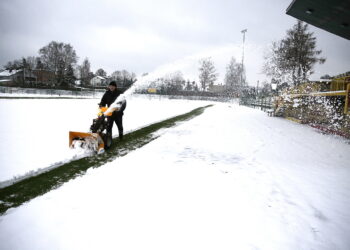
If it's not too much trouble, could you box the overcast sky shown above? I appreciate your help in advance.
[0,0,349,85]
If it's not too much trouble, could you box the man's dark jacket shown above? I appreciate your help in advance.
[99,89,121,107]
[99,89,126,115]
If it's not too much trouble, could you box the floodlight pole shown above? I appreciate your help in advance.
[241,29,247,87]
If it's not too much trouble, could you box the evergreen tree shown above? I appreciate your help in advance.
[36,58,44,70]
[185,80,193,91]
[192,81,199,92]
[80,58,91,86]
[263,21,325,87]
[56,58,65,86]
[65,64,76,86]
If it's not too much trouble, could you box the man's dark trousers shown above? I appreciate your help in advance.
[106,111,123,140]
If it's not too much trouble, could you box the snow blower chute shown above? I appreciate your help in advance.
[69,100,124,153]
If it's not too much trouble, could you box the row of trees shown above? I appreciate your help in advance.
[4,42,78,87]
[146,71,199,95]
[197,57,245,95]
[144,56,245,96]
[83,64,136,87]
[3,41,136,89]
[109,70,137,89]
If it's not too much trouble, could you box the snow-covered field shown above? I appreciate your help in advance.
[0,94,212,184]
[1,98,350,249]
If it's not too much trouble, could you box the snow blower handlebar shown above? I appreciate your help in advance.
[99,106,119,117]
[103,95,126,116]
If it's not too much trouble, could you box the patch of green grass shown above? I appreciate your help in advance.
[0,105,212,215]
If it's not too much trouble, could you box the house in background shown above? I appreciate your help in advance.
[12,70,37,84]
[0,70,16,86]
[0,69,37,86]
[90,75,107,87]
[32,69,56,86]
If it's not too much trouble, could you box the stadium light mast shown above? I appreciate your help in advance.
[241,29,247,87]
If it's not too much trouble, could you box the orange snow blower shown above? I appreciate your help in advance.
[69,106,118,153]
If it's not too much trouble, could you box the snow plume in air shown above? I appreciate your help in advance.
[112,43,245,102]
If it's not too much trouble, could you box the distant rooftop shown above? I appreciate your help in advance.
[93,75,107,80]
[0,70,19,77]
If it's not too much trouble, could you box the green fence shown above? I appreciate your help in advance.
[239,97,274,111]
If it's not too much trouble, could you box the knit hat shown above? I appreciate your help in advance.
[109,81,117,87]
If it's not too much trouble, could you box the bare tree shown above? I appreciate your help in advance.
[198,57,218,91]
[96,68,107,77]
[24,56,37,70]
[4,59,22,71]
[4,56,38,71]
[111,70,122,81]
[130,72,137,82]
[121,69,130,79]
[39,41,78,75]
[165,71,185,92]
[111,69,136,87]
[224,56,245,95]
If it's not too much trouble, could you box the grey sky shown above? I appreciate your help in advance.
[0,0,349,85]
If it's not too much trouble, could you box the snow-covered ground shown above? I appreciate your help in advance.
[0,94,212,184]
[1,101,350,249]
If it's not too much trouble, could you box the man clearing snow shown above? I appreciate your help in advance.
[99,81,126,141]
